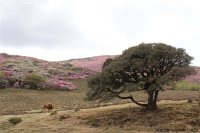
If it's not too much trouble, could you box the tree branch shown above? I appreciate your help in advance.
[107,88,148,107]
[154,82,165,91]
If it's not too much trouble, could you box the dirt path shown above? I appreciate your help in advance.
[1,100,199,133]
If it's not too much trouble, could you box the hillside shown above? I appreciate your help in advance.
[0,53,199,91]
[185,67,200,84]
[66,55,116,72]
[0,53,99,90]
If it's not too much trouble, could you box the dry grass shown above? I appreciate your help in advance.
[0,101,199,133]
[83,102,200,131]
[0,79,93,115]
[0,79,199,115]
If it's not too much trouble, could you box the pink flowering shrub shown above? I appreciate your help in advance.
[0,54,116,90]
[67,70,96,80]
[71,55,116,72]
[46,75,76,90]
[185,67,200,84]
[0,56,5,65]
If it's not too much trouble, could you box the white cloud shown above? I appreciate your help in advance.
[0,0,200,65]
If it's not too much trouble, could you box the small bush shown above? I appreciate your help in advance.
[74,108,80,112]
[48,68,62,75]
[187,99,193,103]
[70,67,83,72]
[0,71,9,89]
[7,77,17,87]
[0,80,9,89]
[8,117,22,124]
[0,71,5,79]
[199,93,200,107]
[59,115,70,121]
[102,58,113,68]
[32,60,40,66]
[88,116,100,127]
[63,63,73,68]
[23,72,46,89]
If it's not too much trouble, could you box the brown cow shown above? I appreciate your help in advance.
[43,103,54,111]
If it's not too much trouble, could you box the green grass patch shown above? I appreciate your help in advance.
[174,80,200,91]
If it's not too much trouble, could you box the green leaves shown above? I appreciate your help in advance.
[87,43,194,100]
[23,72,46,89]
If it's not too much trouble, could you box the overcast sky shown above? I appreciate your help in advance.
[0,0,200,65]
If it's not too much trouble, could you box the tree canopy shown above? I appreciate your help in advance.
[87,43,195,110]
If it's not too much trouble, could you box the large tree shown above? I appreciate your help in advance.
[87,43,195,110]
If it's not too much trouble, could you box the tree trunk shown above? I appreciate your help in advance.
[147,90,159,110]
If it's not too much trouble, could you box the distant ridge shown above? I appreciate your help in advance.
[0,53,199,91]
[0,53,116,90]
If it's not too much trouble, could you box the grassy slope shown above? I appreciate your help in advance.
[0,101,199,133]
[0,74,199,133]
[0,78,199,116]
[0,54,200,132]
[0,79,92,115]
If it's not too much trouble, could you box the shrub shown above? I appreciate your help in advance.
[0,80,9,89]
[70,67,83,72]
[102,58,113,68]
[8,117,22,124]
[45,75,76,90]
[199,92,200,107]
[63,63,73,68]
[48,68,62,75]
[88,116,100,127]
[23,72,46,89]
[0,71,9,89]
[59,115,70,121]
[7,77,17,87]
[32,59,40,66]
[0,71,5,79]
[187,99,193,103]
[174,80,200,91]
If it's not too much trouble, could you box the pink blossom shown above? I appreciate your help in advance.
[0,57,5,65]
[46,76,76,90]
[185,67,200,83]
[71,55,116,72]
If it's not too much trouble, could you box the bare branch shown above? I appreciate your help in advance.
[154,82,165,91]
[107,88,148,107]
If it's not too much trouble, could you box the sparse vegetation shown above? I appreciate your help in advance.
[59,115,70,121]
[50,110,57,115]
[87,116,100,127]
[8,117,22,125]
[174,80,200,91]
[84,101,200,131]
[0,101,197,133]
[0,71,8,89]
[187,99,193,103]
[0,71,5,79]
[199,93,200,106]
